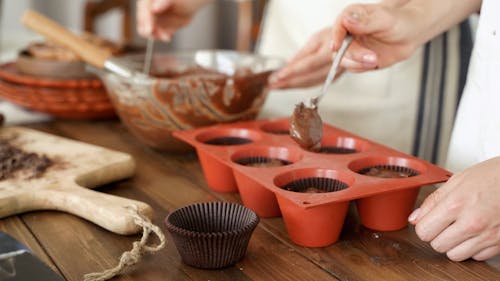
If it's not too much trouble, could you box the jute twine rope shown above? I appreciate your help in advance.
[83,205,166,281]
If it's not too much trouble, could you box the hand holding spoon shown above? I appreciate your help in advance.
[290,35,353,151]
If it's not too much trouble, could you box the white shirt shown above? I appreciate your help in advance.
[446,0,500,172]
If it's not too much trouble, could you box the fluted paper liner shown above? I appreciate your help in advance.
[356,165,419,178]
[282,177,348,193]
[318,146,358,154]
[165,202,259,269]
[235,156,292,167]
[204,136,253,146]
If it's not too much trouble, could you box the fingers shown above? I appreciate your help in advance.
[472,245,500,261]
[332,4,404,71]
[428,219,475,254]
[408,177,457,225]
[428,215,500,261]
[152,0,172,13]
[288,31,326,65]
[276,50,331,81]
[270,27,337,88]
[331,4,401,69]
[288,40,321,66]
[155,29,172,41]
[339,4,395,36]
[446,230,499,261]
[137,0,177,40]
[409,158,500,261]
[152,15,190,41]
[331,9,348,52]
[137,0,154,37]
[270,64,334,89]
[341,40,378,70]
[340,57,369,72]
[410,182,459,242]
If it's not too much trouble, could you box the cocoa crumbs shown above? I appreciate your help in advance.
[0,140,53,180]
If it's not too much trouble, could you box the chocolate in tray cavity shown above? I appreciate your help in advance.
[0,140,53,180]
[361,167,415,178]
[303,187,328,193]
[242,158,290,168]
[290,103,323,151]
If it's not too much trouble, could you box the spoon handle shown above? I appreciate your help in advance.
[318,35,353,100]
[143,38,155,74]
[21,10,111,69]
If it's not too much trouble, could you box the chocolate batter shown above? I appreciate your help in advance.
[0,140,53,180]
[289,102,323,151]
[151,66,224,79]
[303,187,328,193]
[108,65,271,152]
[244,158,289,168]
[361,167,414,178]
[284,185,327,193]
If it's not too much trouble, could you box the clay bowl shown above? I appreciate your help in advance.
[16,51,92,79]
[91,50,282,152]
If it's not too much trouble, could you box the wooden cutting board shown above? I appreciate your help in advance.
[0,127,152,235]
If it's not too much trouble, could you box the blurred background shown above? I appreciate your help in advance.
[0,0,267,62]
[0,0,268,124]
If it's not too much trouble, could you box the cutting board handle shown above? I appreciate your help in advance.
[21,10,110,69]
[36,185,153,235]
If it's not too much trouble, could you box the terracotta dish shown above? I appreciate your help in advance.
[16,51,92,79]
[0,63,115,120]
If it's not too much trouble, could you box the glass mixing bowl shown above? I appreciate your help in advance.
[92,50,282,152]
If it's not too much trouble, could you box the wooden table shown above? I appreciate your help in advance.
[1,120,499,281]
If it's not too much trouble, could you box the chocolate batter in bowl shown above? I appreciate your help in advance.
[91,50,283,152]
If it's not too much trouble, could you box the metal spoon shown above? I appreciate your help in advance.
[290,35,353,151]
[308,35,353,107]
[143,38,155,74]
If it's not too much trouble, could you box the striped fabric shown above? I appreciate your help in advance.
[412,20,473,165]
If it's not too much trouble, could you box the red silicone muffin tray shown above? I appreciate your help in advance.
[173,118,452,247]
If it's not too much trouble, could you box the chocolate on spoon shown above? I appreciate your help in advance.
[289,100,323,151]
[289,36,352,151]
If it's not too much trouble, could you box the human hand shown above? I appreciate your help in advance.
[136,0,211,41]
[331,0,480,72]
[408,157,500,261]
[269,27,348,89]
[269,0,416,88]
[330,3,421,72]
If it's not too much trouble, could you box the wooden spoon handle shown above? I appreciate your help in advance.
[21,10,110,68]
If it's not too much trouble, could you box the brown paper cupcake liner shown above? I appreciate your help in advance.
[318,146,358,154]
[165,202,259,269]
[264,129,289,135]
[283,177,349,193]
[235,156,292,167]
[357,165,419,178]
[204,137,253,146]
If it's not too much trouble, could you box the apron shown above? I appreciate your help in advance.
[446,0,500,172]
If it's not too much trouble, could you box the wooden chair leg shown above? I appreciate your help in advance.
[83,0,131,44]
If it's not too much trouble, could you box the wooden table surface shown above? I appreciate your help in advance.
[1,120,499,281]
